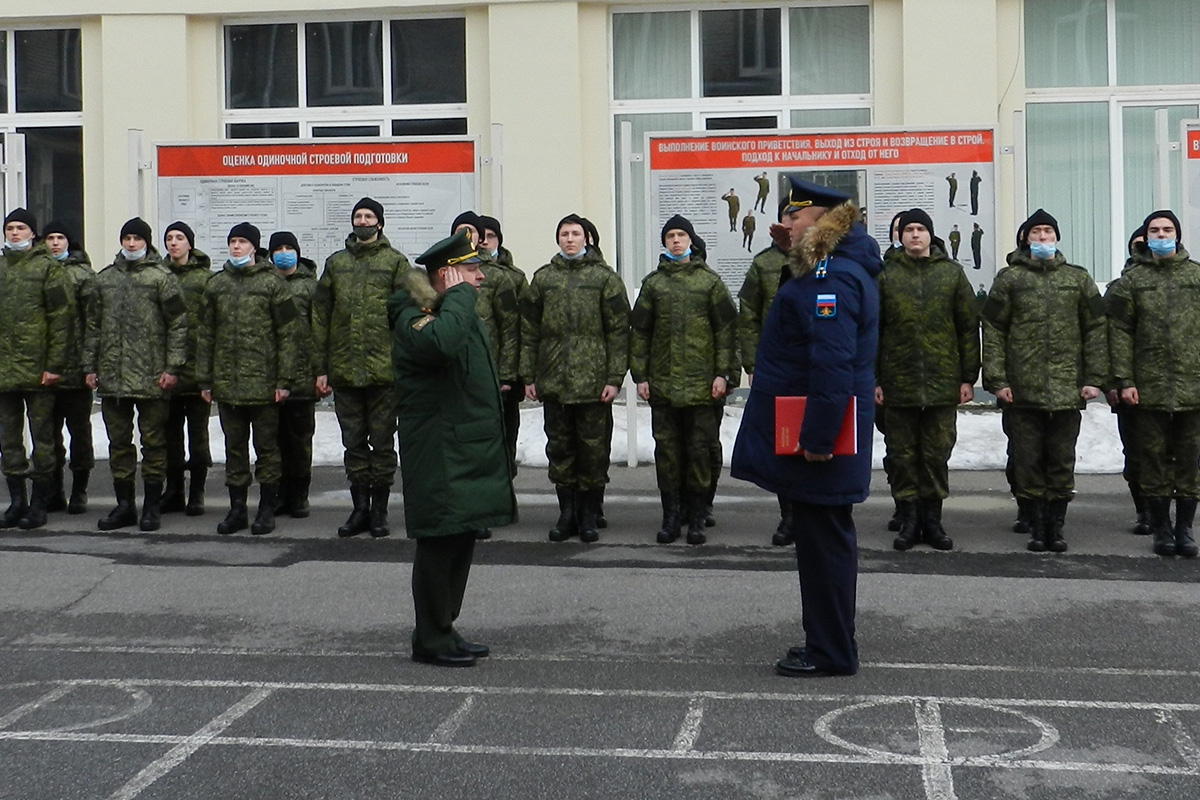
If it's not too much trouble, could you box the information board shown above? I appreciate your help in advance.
[155,138,478,266]
[1182,123,1200,249]
[645,128,997,291]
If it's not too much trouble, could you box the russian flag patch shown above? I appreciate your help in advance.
[815,294,837,318]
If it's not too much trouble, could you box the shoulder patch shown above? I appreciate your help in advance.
[815,293,837,319]
[411,314,435,331]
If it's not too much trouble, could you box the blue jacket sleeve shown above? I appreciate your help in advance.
[799,271,860,455]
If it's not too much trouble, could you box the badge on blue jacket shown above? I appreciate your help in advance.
[815,293,837,318]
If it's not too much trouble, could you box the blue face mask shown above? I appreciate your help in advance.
[663,247,692,262]
[7,237,31,251]
[272,251,298,269]
[560,249,586,260]
[52,250,69,261]
[490,248,499,259]
[230,253,253,268]
[1148,238,1177,256]
[1029,242,1057,260]
[124,247,147,262]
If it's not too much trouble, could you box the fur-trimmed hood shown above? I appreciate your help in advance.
[787,202,882,280]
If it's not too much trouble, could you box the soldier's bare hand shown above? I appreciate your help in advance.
[803,451,833,462]
[315,375,330,397]
[996,387,1014,404]
[158,372,178,391]
[442,266,464,288]
[1080,386,1101,401]
[1121,387,1139,405]
[84,373,97,390]
[40,372,61,387]
[1105,389,1120,408]
[274,388,290,403]
[200,390,213,404]
[600,385,619,403]
[636,381,650,401]
[500,383,511,393]
[959,383,974,404]
[874,386,884,406]
[525,384,539,402]
[711,377,727,399]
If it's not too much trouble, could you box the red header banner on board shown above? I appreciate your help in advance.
[157,141,476,177]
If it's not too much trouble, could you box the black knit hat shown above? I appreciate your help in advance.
[1127,225,1146,256]
[227,221,261,250]
[120,217,153,244]
[1142,209,1182,245]
[898,208,935,240]
[268,231,300,256]
[450,211,484,237]
[661,214,697,245]
[888,211,906,244]
[1019,208,1060,246]
[479,215,503,245]
[4,207,37,232]
[164,220,195,249]
[352,197,385,229]
[556,214,587,241]
[41,219,73,241]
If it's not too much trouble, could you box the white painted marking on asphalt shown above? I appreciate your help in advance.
[1156,709,1200,771]
[914,700,957,800]
[46,686,153,734]
[428,695,476,744]
[671,697,705,752]
[0,683,75,730]
[106,687,273,800]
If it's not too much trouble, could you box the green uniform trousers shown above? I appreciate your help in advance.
[1005,407,1081,501]
[218,403,280,488]
[502,382,523,478]
[650,403,719,494]
[101,397,169,483]
[333,385,397,486]
[0,391,56,480]
[875,404,893,486]
[52,389,95,474]
[543,400,612,491]
[709,403,725,491]
[882,405,957,501]
[165,394,212,474]
[1114,405,1141,490]
[278,400,316,481]
[411,530,477,657]
[1137,409,1200,500]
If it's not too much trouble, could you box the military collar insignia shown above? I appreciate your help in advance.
[814,256,830,279]
[411,313,435,330]
[816,293,837,318]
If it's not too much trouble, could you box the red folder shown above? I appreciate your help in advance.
[774,396,858,456]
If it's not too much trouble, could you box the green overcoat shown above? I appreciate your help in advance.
[167,248,214,395]
[283,257,320,401]
[0,242,73,392]
[56,248,97,389]
[736,244,788,373]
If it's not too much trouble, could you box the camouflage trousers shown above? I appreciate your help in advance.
[650,403,720,494]
[0,391,56,480]
[709,403,724,492]
[53,389,95,473]
[882,405,957,501]
[101,397,169,483]
[875,405,893,486]
[543,400,612,491]
[1114,405,1141,489]
[278,400,316,480]
[502,383,524,478]
[1005,407,1081,501]
[1136,409,1200,500]
[218,403,280,488]
[334,385,397,486]
[165,393,212,474]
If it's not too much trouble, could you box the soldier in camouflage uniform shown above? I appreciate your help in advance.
[632,215,738,545]
[982,209,1106,553]
[269,231,319,519]
[880,211,906,533]
[876,209,979,551]
[198,223,299,536]
[521,214,629,543]
[481,215,528,480]
[1107,209,1200,558]
[314,198,411,538]
[161,221,213,517]
[41,220,96,517]
[84,217,188,532]
[0,209,72,530]
[739,201,799,545]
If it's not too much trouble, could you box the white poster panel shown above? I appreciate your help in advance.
[1182,121,1200,249]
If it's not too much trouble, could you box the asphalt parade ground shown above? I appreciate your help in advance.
[2,463,1199,799]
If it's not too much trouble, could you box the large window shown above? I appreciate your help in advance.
[1025,0,1200,280]
[223,16,467,138]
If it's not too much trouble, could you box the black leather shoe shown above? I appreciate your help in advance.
[774,655,848,678]
[786,644,806,660]
[474,528,492,540]
[456,641,490,658]
[411,651,477,668]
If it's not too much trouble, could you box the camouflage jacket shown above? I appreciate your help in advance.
[1107,246,1200,411]
[282,258,319,401]
[876,248,980,407]
[56,248,97,389]
[474,258,521,384]
[196,258,300,404]
[736,245,788,373]
[167,249,214,395]
[982,250,1107,410]
[519,251,630,404]
[630,255,738,406]
[0,242,73,393]
[313,234,412,388]
[84,248,188,399]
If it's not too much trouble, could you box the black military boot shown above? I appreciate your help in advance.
[290,474,311,519]
[577,488,600,544]
[1012,497,1032,534]
[185,468,207,517]
[1131,488,1150,536]
[369,485,391,538]
[1149,497,1176,557]
[1174,498,1198,559]
[217,485,249,535]
[160,470,186,514]
[1,477,28,529]
[68,470,89,515]
[685,492,708,545]
[656,492,681,544]
[1045,498,1069,553]
[921,498,953,551]
[98,480,138,531]
[887,498,903,532]
[273,477,291,516]
[892,500,920,551]
[596,485,607,529]
[548,487,577,542]
[47,467,68,513]
[337,484,371,538]
[772,496,794,546]
[251,484,278,535]
[139,481,163,532]
[1026,498,1048,552]
[17,480,51,530]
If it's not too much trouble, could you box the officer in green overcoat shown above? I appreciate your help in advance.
[388,231,516,667]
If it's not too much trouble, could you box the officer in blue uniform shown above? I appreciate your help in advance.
[731,178,881,678]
